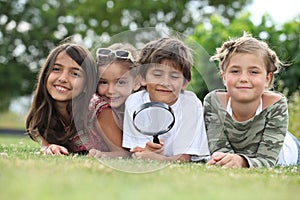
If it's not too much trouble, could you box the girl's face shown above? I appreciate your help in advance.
[98,62,136,109]
[142,59,188,106]
[222,53,272,103]
[46,51,86,105]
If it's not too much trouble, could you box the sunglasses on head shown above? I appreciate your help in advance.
[96,48,135,63]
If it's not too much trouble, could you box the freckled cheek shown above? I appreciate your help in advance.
[224,77,236,85]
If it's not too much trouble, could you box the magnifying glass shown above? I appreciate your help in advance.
[133,102,175,143]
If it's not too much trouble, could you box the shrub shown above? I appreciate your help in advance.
[288,90,300,140]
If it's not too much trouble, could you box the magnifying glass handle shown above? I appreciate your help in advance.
[153,135,159,144]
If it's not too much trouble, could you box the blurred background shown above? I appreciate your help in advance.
[0,0,299,137]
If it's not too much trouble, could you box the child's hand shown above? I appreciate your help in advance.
[206,152,227,164]
[207,152,248,168]
[145,140,164,154]
[42,144,69,156]
[88,149,103,158]
[130,140,164,154]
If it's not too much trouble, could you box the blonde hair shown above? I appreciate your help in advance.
[210,32,283,75]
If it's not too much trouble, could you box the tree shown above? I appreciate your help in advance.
[189,13,300,100]
[0,0,77,111]
[72,0,251,37]
[0,0,254,111]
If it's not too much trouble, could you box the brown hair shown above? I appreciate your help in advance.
[139,37,193,82]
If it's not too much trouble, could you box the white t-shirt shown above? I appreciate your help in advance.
[122,90,210,160]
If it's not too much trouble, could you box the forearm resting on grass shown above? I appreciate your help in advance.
[88,148,131,159]
[131,149,191,162]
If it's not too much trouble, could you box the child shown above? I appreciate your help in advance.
[122,37,210,162]
[88,43,141,158]
[26,43,122,156]
[96,43,140,129]
[205,33,300,167]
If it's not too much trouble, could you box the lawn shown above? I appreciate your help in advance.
[0,134,299,200]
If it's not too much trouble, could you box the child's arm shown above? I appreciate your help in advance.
[97,107,123,149]
[131,151,191,162]
[88,148,131,158]
[41,137,69,155]
[88,107,129,159]
[204,93,234,153]
[91,106,132,159]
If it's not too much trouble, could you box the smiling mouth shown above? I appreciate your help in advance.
[236,86,251,89]
[55,85,69,92]
[156,90,173,96]
[156,88,172,93]
[106,97,121,102]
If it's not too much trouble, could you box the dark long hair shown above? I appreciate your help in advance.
[26,43,97,146]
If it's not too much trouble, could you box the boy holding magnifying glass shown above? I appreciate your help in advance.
[122,37,210,162]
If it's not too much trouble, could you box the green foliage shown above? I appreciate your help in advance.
[1,0,299,110]
[190,13,300,99]
[0,0,250,110]
[278,20,300,96]
[0,135,299,200]
[0,0,71,111]
[288,91,300,139]
[73,0,249,37]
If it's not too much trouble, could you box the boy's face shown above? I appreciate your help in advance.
[98,62,137,109]
[142,59,188,106]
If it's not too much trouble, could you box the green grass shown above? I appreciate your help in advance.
[0,135,299,200]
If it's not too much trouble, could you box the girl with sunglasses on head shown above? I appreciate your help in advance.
[88,43,141,158]
[26,43,107,155]
[205,33,300,167]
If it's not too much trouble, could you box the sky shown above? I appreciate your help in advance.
[246,0,300,24]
